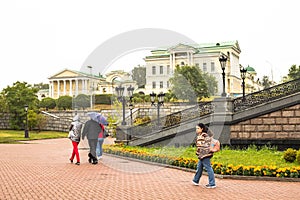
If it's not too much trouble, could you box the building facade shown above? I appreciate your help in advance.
[48,69,136,99]
[144,41,243,96]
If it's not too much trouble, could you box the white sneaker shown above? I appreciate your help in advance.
[97,156,102,160]
[205,184,216,189]
[192,181,199,186]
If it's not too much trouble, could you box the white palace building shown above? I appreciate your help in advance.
[46,41,262,99]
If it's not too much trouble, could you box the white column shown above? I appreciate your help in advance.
[57,80,60,97]
[191,52,194,66]
[63,80,66,95]
[169,53,172,70]
[75,79,78,95]
[172,53,175,71]
[187,52,190,66]
[49,81,52,98]
[69,79,73,96]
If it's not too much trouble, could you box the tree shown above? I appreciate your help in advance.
[39,97,56,110]
[203,72,218,96]
[287,64,300,80]
[261,76,272,89]
[131,65,146,88]
[2,81,39,129]
[169,65,209,102]
[74,94,90,110]
[56,96,72,110]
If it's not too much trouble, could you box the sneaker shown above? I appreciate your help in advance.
[97,156,102,160]
[205,184,216,189]
[192,181,199,186]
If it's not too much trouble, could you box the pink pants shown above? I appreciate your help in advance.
[70,141,80,162]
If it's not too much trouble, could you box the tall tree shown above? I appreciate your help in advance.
[287,64,300,80]
[2,81,39,129]
[261,76,272,89]
[131,65,146,88]
[169,65,209,102]
[203,72,218,96]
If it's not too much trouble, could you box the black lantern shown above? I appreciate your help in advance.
[115,86,126,125]
[219,54,227,97]
[127,85,134,125]
[150,91,165,126]
[115,85,135,126]
[24,105,29,138]
[240,66,247,101]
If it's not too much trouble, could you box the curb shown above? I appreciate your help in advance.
[104,153,300,182]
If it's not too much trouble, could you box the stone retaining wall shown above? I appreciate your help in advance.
[230,104,300,140]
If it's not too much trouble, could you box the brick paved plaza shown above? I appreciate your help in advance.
[0,138,299,200]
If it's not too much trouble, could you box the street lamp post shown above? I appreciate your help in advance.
[127,85,134,126]
[150,91,165,126]
[240,66,247,101]
[87,65,93,109]
[219,55,228,97]
[24,105,29,138]
[115,85,135,126]
[115,86,126,125]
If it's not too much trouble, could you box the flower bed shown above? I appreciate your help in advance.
[103,145,300,178]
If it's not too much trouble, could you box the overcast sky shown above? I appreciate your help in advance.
[1,0,299,90]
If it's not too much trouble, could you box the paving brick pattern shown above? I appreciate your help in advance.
[0,138,299,200]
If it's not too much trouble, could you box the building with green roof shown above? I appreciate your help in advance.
[144,41,243,97]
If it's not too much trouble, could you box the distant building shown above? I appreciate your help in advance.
[48,69,136,99]
[143,41,244,96]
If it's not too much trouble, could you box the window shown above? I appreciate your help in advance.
[181,62,185,66]
[152,81,156,89]
[152,66,156,75]
[160,66,163,74]
[211,62,215,72]
[160,81,163,88]
[167,65,170,74]
[203,63,207,72]
[195,63,199,67]
[167,81,169,88]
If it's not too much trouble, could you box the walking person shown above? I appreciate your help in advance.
[96,123,105,160]
[192,123,220,188]
[82,112,102,164]
[68,114,82,165]
[96,113,109,160]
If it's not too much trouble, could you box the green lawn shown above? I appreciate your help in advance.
[0,130,67,144]
[108,145,300,168]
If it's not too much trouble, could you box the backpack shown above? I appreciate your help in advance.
[211,138,220,152]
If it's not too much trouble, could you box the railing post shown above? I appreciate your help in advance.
[209,97,233,145]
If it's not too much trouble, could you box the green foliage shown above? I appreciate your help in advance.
[95,94,113,104]
[39,97,56,110]
[2,81,39,129]
[131,66,146,88]
[134,116,151,125]
[203,72,218,96]
[169,65,209,102]
[74,94,90,110]
[283,148,297,162]
[296,150,300,164]
[56,95,72,110]
[287,64,300,80]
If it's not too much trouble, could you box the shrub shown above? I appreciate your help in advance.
[283,148,297,162]
[296,150,300,164]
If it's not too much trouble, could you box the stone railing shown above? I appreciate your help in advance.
[129,101,214,139]
[233,78,300,112]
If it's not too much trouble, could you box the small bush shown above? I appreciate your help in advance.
[296,150,300,164]
[283,148,297,162]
